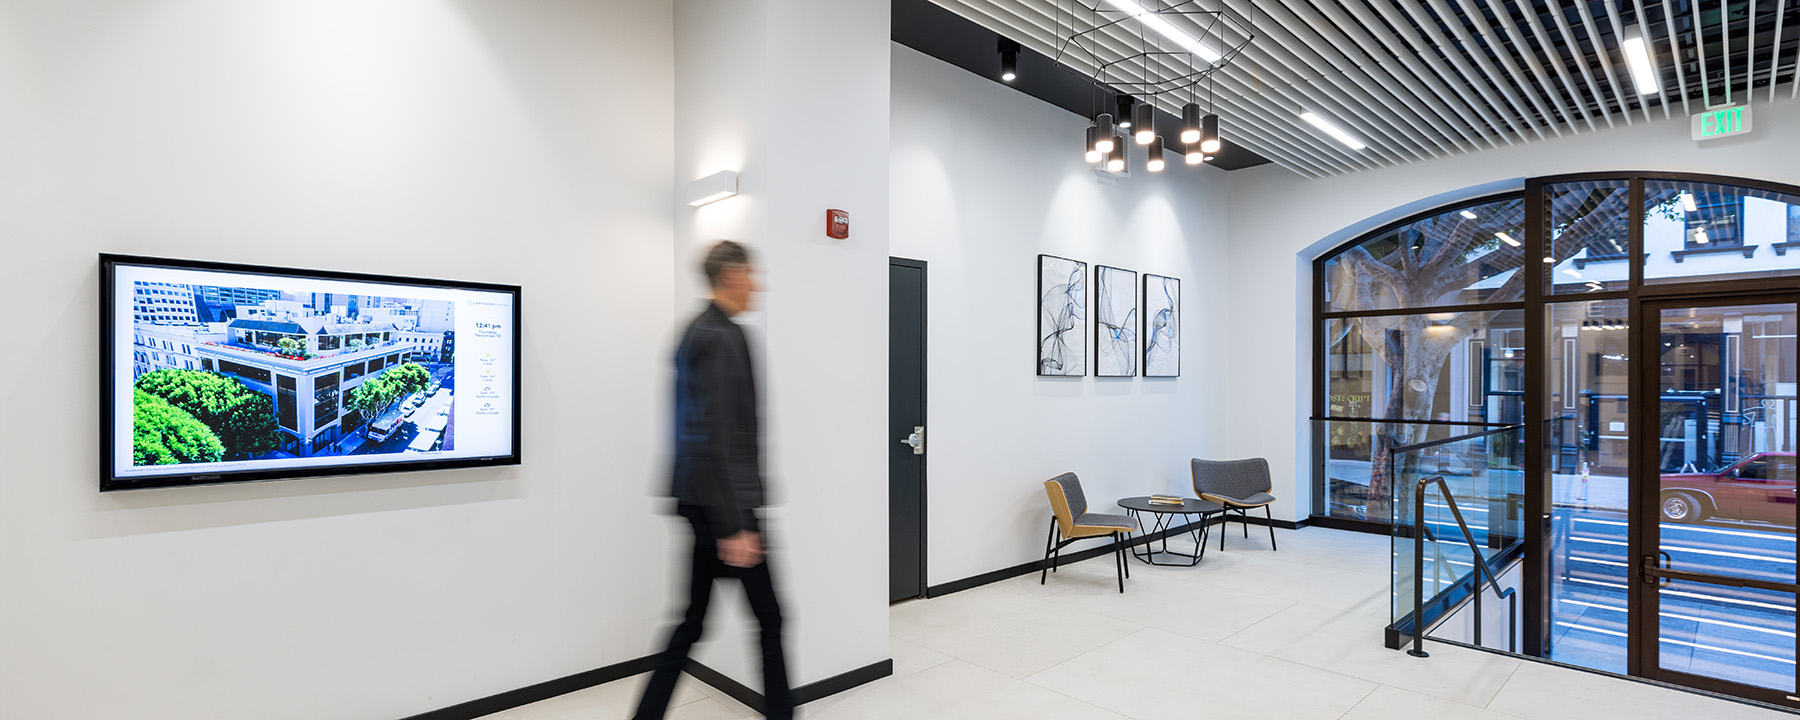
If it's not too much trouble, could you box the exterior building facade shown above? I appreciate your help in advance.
[132,287,427,457]
[132,282,200,324]
[196,336,416,457]
[132,323,229,377]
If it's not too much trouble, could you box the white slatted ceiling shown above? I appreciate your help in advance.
[931,0,1800,177]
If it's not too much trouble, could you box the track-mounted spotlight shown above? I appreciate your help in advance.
[998,38,1021,82]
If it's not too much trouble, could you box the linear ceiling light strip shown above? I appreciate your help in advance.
[1571,0,1636,124]
[1236,0,1453,160]
[958,0,1346,175]
[1601,0,1658,123]
[1427,0,1557,138]
[1243,0,1454,160]
[1547,0,1619,128]
[1518,0,1604,130]
[1307,0,1501,151]
[1452,0,1570,134]
[1772,0,1790,102]
[1202,4,1431,164]
[1058,5,1380,174]
[1022,1,1375,174]
[1628,0,1674,119]
[1364,0,1522,144]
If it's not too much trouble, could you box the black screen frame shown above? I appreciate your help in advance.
[99,253,523,491]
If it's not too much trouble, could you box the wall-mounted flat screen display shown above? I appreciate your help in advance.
[100,254,521,491]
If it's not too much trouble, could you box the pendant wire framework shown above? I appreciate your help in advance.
[1053,0,1254,116]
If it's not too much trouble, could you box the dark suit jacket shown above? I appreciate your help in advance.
[671,302,763,538]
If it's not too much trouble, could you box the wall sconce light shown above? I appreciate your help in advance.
[684,170,739,207]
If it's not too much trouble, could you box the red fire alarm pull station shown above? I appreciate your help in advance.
[826,209,850,239]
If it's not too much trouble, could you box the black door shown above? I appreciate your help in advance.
[1634,295,1800,707]
[890,258,927,602]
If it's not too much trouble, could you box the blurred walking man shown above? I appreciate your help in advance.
[634,241,792,720]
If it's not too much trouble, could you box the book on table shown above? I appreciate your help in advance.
[1148,494,1184,506]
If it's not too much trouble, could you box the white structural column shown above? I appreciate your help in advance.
[673,0,892,693]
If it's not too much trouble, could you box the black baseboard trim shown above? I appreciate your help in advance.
[796,658,894,704]
[686,658,896,713]
[401,654,893,720]
[1305,514,1390,535]
[1217,512,1309,531]
[399,655,655,720]
[684,659,760,711]
[924,512,1309,598]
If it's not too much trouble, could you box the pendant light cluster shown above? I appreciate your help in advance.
[1057,2,1250,174]
[1085,95,1220,172]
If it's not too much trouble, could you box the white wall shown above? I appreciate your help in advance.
[672,0,892,691]
[0,2,677,718]
[1225,97,1800,521]
[891,45,1234,586]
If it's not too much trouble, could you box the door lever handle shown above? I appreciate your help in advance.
[900,426,924,455]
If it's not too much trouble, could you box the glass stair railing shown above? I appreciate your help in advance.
[1386,425,1525,654]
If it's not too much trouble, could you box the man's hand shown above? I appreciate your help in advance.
[719,530,764,568]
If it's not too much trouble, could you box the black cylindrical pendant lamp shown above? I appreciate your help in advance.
[1116,96,1135,129]
[998,38,1020,82]
[1146,136,1166,172]
[1094,114,1115,152]
[1084,125,1102,163]
[1200,113,1221,154]
[1133,102,1155,145]
[1184,139,1204,165]
[1106,134,1127,172]
[1180,103,1202,144]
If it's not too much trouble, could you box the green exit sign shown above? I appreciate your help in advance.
[1693,105,1753,141]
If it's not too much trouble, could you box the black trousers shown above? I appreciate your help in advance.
[633,504,792,720]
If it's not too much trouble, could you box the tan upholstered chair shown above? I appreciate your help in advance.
[1191,457,1278,551]
[1042,472,1138,593]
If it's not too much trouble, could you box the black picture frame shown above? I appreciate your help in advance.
[1143,273,1180,377]
[1093,265,1138,377]
[99,253,523,491]
[1038,254,1087,376]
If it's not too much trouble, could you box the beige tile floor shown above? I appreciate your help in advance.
[483,526,1795,719]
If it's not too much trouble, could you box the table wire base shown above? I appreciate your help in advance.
[1125,508,1213,566]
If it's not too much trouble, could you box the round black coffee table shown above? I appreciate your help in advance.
[1117,496,1223,567]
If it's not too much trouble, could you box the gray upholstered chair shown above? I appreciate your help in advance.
[1191,458,1278,551]
[1041,472,1138,593]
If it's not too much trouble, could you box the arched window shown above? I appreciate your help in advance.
[1315,193,1527,523]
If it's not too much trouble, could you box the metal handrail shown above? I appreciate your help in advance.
[1408,474,1517,658]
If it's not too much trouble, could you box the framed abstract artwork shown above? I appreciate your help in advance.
[1143,274,1180,377]
[1094,265,1138,377]
[1037,254,1086,376]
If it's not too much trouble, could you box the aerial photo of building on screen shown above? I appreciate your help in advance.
[129,282,456,464]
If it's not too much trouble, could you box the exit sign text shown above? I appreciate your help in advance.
[1693,105,1753,141]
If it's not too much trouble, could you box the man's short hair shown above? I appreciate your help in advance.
[703,241,752,288]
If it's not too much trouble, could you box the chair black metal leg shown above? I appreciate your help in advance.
[1121,532,1131,578]
[1266,505,1278,550]
[1040,517,1056,585]
[1242,507,1250,537]
[1113,532,1125,593]
[1219,508,1228,551]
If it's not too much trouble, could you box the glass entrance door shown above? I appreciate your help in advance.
[1637,298,1799,705]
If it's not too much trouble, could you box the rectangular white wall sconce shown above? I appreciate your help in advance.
[684,170,739,207]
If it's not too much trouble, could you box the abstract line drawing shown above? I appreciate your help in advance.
[1038,254,1086,376]
[1144,274,1180,377]
[1095,265,1137,377]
